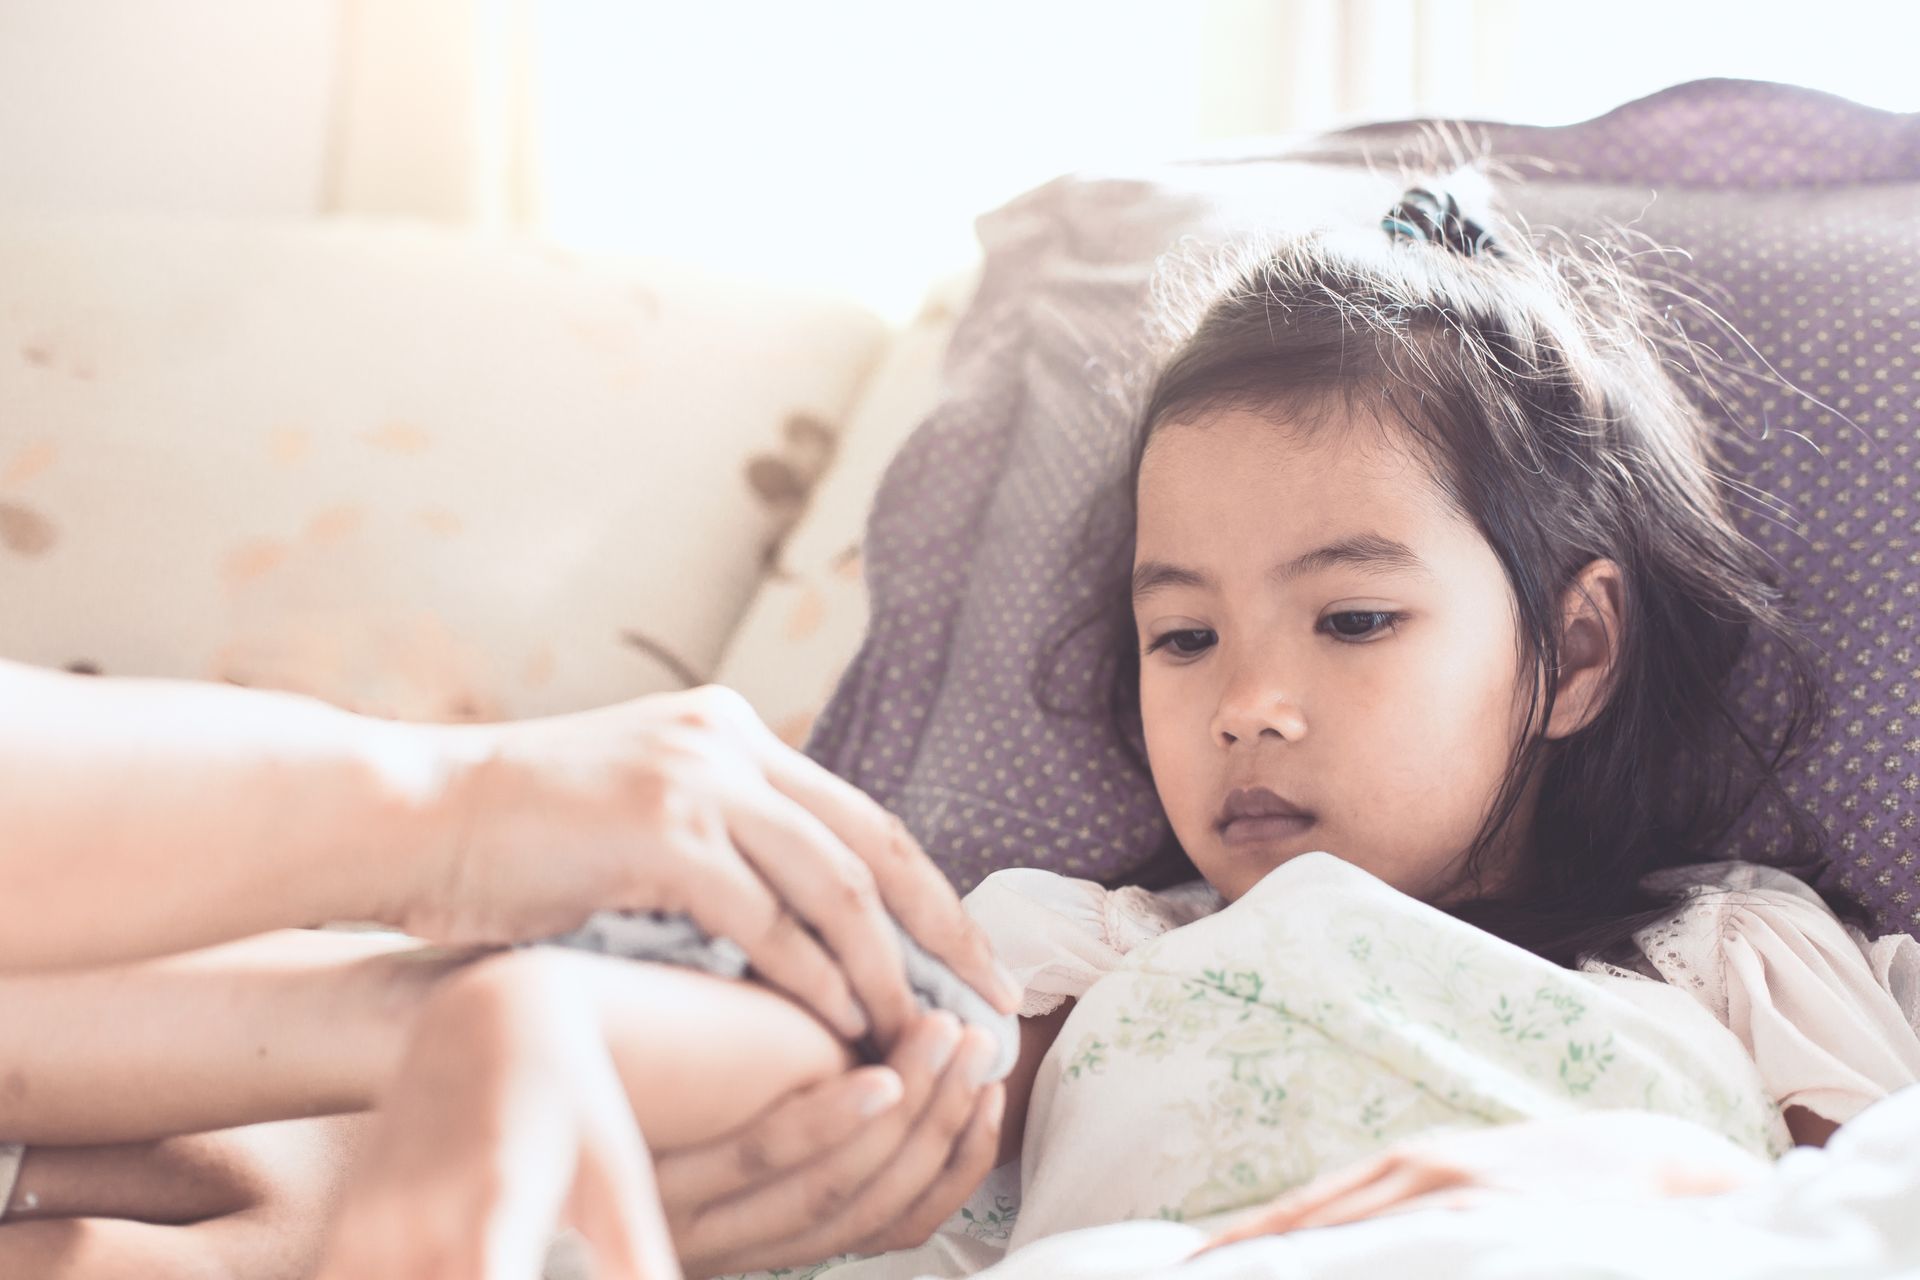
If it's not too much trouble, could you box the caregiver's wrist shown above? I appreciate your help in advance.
[330,715,498,932]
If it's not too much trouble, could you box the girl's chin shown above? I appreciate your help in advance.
[1202,845,1319,902]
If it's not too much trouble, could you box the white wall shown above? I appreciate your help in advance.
[4,0,1915,320]
[0,0,337,217]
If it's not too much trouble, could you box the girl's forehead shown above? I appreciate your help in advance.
[1133,408,1480,580]
[1138,407,1442,505]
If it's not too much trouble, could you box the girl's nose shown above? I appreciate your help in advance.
[1210,674,1307,747]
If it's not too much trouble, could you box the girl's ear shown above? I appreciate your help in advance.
[1545,558,1624,741]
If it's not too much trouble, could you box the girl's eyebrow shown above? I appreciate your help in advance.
[1131,533,1432,603]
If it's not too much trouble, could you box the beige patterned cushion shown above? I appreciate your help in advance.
[0,216,887,719]
[714,270,974,744]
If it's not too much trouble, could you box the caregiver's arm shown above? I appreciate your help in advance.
[0,660,453,968]
[0,930,468,1144]
[0,663,1016,1044]
[0,928,905,1150]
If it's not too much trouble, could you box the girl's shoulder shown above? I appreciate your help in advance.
[1107,878,1226,949]
[1601,859,1920,1127]
[963,868,1223,951]
[1629,861,1917,994]
[962,868,1223,1017]
[1623,860,1898,1000]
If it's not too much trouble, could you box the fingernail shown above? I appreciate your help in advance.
[962,1032,1002,1087]
[841,998,871,1043]
[858,1071,903,1117]
[922,1015,961,1074]
[991,961,1023,1011]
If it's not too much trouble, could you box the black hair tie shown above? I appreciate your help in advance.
[1381,186,1500,258]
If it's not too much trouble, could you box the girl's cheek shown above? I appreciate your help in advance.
[1144,715,1209,827]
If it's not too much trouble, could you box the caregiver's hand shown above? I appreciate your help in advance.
[314,955,680,1280]
[655,1011,1007,1279]
[0,661,1015,1021]
[410,684,1019,1046]
[1198,1109,1772,1252]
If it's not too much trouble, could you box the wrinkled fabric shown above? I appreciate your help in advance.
[951,1083,1920,1280]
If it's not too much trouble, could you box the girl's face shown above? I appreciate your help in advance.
[1132,406,1533,904]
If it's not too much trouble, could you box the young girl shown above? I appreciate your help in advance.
[957,173,1920,1245]
[47,173,1920,1276]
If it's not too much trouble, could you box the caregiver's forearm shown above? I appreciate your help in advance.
[0,929,469,1143]
[0,660,454,968]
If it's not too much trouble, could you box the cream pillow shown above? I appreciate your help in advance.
[0,216,888,719]
[714,268,975,744]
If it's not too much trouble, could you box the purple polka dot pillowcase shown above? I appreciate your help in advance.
[1487,178,1920,929]
[804,80,1920,932]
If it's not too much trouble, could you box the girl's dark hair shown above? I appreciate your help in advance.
[1034,169,1868,968]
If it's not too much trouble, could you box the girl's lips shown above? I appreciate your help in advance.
[1219,813,1315,846]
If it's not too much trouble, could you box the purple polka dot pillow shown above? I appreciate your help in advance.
[804,80,1920,932]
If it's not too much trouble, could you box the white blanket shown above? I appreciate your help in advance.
[942,1082,1920,1278]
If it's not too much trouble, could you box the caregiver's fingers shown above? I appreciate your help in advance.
[724,788,916,1050]
[675,1015,965,1276]
[1197,1154,1412,1253]
[1205,1159,1459,1251]
[316,1147,565,1280]
[465,1092,677,1280]
[843,1029,1002,1244]
[671,840,866,1043]
[857,1080,1006,1253]
[654,1065,903,1208]
[757,740,1019,1020]
[1278,1164,1466,1233]
[472,1098,602,1280]
[771,1028,1001,1261]
[567,1135,683,1280]
[553,1039,681,1280]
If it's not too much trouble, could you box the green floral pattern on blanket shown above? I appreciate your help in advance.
[1015,853,1788,1242]
[721,853,1789,1276]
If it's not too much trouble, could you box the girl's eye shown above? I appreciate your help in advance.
[1145,628,1215,659]
[1320,610,1401,641]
